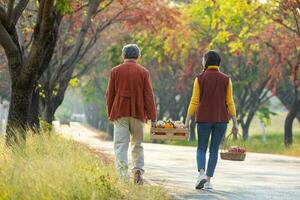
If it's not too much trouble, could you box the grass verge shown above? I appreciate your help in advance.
[0,133,169,200]
[169,133,300,157]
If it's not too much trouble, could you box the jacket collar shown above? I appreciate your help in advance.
[124,59,137,64]
[207,66,219,71]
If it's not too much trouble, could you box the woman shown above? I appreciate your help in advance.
[185,50,238,190]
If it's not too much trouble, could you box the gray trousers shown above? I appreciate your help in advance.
[113,117,144,177]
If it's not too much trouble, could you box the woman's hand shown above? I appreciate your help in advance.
[232,124,239,135]
[185,115,191,129]
[231,116,239,134]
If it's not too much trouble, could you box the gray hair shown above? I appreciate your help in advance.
[122,44,141,59]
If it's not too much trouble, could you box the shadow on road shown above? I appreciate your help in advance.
[177,189,239,200]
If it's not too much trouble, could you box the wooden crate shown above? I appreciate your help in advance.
[150,127,188,140]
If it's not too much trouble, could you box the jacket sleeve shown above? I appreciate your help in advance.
[187,78,200,116]
[106,70,115,119]
[226,79,236,117]
[143,71,157,121]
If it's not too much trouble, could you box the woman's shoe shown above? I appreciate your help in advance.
[195,173,207,189]
[204,182,213,189]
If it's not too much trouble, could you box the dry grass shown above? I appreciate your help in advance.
[0,132,170,200]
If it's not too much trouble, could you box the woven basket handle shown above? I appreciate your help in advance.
[222,132,245,152]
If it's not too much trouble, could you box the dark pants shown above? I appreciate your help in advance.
[197,123,227,177]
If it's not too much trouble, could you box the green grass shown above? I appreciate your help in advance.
[0,133,169,200]
[242,133,300,156]
[169,133,300,157]
[248,112,300,135]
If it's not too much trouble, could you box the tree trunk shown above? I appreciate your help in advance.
[1,0,61,145]
[41,103,55,124]
[98,118,109,132]
[38,77,67,125]
[158,98,166,120]
[6,87,32,145]
[28,87,40,131]
[284,99,300,146]
[239,109,255,141]
[277,84,300,122]
[84,104,101,128]
[241,124,249,141]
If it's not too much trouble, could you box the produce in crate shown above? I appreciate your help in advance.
[156,121,165,128]
[151,119,188,141]
[174,121,185,128]
[164,121,175,128]
[155,120,185,129]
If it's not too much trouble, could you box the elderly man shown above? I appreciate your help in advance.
[106,44,157,184]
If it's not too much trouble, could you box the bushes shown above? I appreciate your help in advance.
[0,133,169,200]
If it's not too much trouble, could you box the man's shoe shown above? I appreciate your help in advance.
[134,170,143,185]
[118,171,130,182]
[195,173,207,189]
[204,182,213,189]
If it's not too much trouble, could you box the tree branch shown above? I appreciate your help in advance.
[34,0,45,37]
[292,8,300,36]
[76,7,126,63]
[95,0,114,15]
[0,6,7,23]
[40,0,55,40]
[0,22,19,56]
[264,10,299,36]
[0,22,22,82]
[63,0,101,68]
[11,0,29,25]
[7,0,15,24]
[72,54,99,79]
[74,2,89,12]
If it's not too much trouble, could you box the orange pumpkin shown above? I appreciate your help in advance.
[164,123,174,128]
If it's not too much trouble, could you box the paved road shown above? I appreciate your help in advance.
[55,122,300,200]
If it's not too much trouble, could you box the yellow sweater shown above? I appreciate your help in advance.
[187,66,236,117]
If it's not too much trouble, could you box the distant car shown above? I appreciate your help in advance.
[59,120,70,126]
[70,114,86,123]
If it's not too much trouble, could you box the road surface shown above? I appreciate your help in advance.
[54,122,300,200]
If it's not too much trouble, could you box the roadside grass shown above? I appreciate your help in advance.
[0,133,169,200]
[143,112,300,157]
[169,133,300,157]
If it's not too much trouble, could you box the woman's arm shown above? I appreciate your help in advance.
[226,79,239,134]
[185,78,200,127]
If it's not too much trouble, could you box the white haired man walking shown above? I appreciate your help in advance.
[106,44,157,184]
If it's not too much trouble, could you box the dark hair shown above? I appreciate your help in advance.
[203,50,221,70]
[122,44,141,59]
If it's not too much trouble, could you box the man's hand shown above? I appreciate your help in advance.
[151,120,157,128]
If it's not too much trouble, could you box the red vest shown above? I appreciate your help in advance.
[195,68,230,123]
[106,60,157,122]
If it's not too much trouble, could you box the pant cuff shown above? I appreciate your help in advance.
[131,167,144,174]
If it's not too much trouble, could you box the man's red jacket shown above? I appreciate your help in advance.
[106,60,157,122]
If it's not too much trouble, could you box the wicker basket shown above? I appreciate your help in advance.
[220,152,246,161]
[220,132,246,161]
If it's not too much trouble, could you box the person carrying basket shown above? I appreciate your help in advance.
[185,50,238,190]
